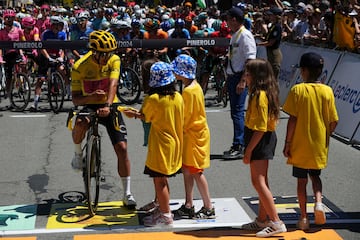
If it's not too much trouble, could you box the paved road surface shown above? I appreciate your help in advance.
[0,94,359,239]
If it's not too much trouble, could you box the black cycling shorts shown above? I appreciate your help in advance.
[80,105,127,145]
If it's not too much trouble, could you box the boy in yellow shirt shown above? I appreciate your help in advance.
[283,52,339,230]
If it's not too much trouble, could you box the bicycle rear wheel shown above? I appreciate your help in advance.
[10,73,31,111]
[84,135,101,216]
[48,71,65,113]
[117,67,141,105]
[216,67,228,108]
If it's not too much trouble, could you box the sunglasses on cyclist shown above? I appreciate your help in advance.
[94,51,114,59]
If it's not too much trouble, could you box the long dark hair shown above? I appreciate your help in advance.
[245,59,280,120]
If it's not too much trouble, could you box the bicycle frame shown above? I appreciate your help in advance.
[66,104,124,216]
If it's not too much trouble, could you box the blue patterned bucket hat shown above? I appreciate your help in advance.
[172,54,197,80]
[149,61,176,88]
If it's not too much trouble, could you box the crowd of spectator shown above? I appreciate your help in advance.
[0,0,360,61]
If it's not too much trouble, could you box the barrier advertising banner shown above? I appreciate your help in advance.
[306,46,342,85]
[278,43,342,106]
[327,52,360,141]
[278,43,306,105]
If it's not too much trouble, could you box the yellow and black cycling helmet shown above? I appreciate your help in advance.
[88,30,117,52]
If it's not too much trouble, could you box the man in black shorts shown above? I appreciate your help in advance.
[70,30,136,209]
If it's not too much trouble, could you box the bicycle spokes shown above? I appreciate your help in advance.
[117,67,141,105]
[10,73,31,111]
[48,72,65,113]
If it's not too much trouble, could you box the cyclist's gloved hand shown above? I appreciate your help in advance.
[56,57,64,63]
[48,57,57,63]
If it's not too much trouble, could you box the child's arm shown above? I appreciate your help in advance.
[123,108,145,121]
[329,121,338,134]
[283,115,297,158]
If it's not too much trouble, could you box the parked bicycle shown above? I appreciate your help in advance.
[66,103,132,216]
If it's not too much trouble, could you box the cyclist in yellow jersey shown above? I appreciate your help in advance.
[70,30,136,209]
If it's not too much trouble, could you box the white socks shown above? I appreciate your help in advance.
[74,143,82,155]
[34,95,40,107]
[121,176,131,196]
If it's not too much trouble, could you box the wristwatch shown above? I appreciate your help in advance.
[104,103,111,107]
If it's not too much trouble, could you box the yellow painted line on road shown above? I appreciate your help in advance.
[74,229,343,240]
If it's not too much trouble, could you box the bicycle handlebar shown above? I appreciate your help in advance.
[66,103,138,130]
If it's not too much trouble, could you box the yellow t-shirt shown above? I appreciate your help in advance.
[142,92,184,175]
[245,90,277,132]
[182,82,210,169]
[71,50,121,104]
[283,83,339,169]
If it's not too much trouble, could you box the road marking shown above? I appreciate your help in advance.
[206,109,229,113]
[0,227,96,236]
[10,115,47,118]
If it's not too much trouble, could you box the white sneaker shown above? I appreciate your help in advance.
[123,194,137,209]
[256,221,287,238]
[314,202,326,225]
[71,153,83,171]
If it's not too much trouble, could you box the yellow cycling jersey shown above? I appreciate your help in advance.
[71,50,121,104]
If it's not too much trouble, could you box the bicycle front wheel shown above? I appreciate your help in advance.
[10,73,31,111]
[117,67,141,105]
[48,71,65,113]
[84,135,101,216]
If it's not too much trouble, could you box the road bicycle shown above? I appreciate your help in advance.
[198,54,228,108]
[117,66,141,105]
[9,59,31,111]
[66,103,126,216]
[47,60,66,113]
